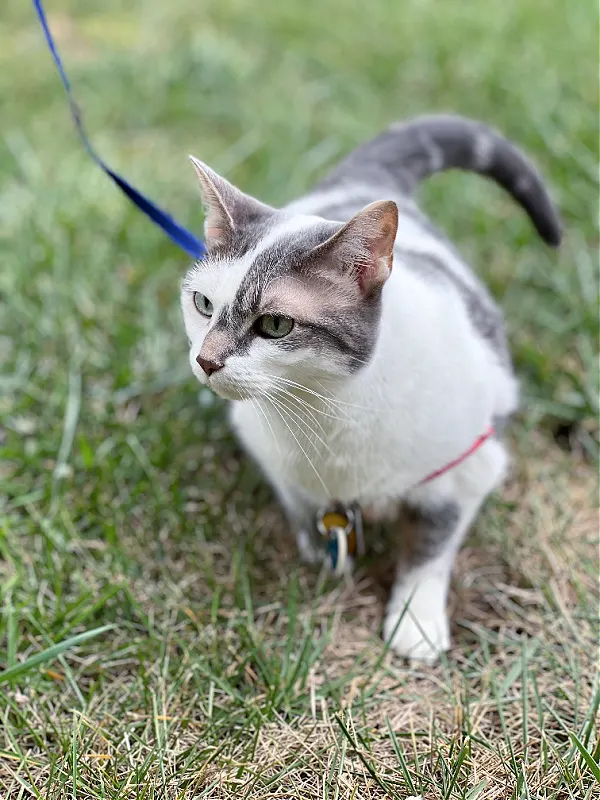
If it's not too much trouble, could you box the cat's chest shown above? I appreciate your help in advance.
[247,403,398,503]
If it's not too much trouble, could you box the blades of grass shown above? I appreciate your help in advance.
[0,765,43,800]
[465,780,488,800]
[112,366,190,404]
[5,591,18,668]
[531,673,549,775]
[236,722,262,781]
[484,641,520,784]
[273,620,328,710]
[53,589,95,630]
[385,714,417,795]
[125,433,169,505]
[0,625,113,684]
[360,585,417,694]
[334,713,402,800]
[72,710,78,800]
[332,734,348,800]
[0,693,47,750]
[499,657,524,698]
[58,583,124,636]
[580,683,600,751]
[0,725,46,799]
[1,724,42,770]
[522,642,529,757]
[121,583,152,631]
[280,571,299,685]
[192,663,245,705]
[152,690,167,793]
[51,364,82,508]
[570,731,600,784]
[443,737,471,800]
[324,733,348,800]
[22,614,85,708]
[520,761,531,800]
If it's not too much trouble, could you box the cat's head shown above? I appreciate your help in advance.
[181,158,398,401]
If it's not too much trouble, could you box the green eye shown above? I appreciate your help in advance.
[193,292,213,317]
[256,314,294,339]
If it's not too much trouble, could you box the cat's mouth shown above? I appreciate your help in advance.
[210,383,246,401]
[207,373,252,402]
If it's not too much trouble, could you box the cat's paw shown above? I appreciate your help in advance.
[383,603,450,665]
[296,529,323,565]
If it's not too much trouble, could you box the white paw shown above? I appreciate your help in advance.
[383,602,450,664]
[296,529,322,564]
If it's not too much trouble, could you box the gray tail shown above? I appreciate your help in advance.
[336,114,563,246]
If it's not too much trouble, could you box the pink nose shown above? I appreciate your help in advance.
[196,355,223,377]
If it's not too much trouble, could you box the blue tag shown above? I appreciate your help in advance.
[327,537,339,571]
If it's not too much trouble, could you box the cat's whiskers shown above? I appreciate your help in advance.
[239,380,328,451]
[271,398,321,455]
[272,389,335,456]
[268,375,371,412]
[266,376,354,425]
[236,380,282,454]
[264,375,360,419]
[251,393,281,455]
[268,384,328,434]
[261,390,330,496]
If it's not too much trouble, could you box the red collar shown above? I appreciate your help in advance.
[419,425,495,485]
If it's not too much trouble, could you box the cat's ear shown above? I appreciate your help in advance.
[315,201,398,293]
[189,156,273,248]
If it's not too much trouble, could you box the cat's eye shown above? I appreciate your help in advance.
[256,314,294,339]
[193,292,213,317]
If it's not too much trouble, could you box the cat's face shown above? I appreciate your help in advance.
[181,159,398,401]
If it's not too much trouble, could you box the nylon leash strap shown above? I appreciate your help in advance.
[32,0,206,260]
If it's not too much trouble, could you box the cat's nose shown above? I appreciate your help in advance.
[196,355,224,377]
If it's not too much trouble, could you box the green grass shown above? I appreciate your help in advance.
[0,0,598,797]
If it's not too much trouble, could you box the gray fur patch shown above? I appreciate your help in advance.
[278,304,380,372]
[492,413,512,436]
[398,500,461,567]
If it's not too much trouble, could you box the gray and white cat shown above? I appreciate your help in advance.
[181,115,561,663]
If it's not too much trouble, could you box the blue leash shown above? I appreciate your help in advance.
[32,0,207,260]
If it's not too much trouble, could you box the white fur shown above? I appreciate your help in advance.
[227,255,515,501]
[182,197,518,663]
[473,132,495,170]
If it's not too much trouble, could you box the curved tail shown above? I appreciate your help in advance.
[328,114,563,246]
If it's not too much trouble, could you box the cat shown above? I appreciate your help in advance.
[180,114,561,663]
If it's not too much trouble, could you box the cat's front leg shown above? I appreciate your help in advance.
[275,484,323,564]
[295,528,323,565]
[383,497,472,664]
[384,440,508,663]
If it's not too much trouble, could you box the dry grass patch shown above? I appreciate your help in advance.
[1,438,597,799]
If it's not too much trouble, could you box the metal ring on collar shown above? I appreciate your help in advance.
[316,504,356,537]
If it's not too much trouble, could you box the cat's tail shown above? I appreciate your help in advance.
[343,114,563,246]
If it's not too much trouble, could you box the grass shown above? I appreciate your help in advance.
[0,0,598,797]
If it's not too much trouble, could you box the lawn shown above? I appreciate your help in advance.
[0,0,598,798]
